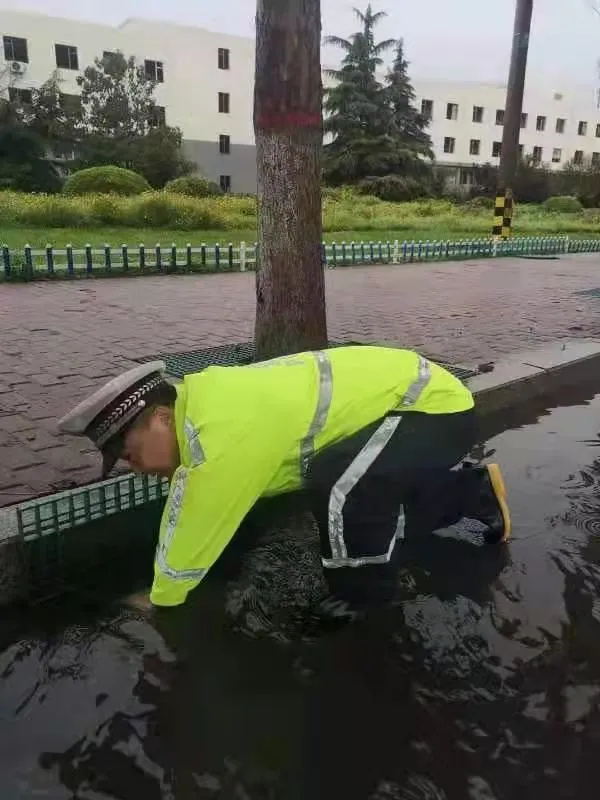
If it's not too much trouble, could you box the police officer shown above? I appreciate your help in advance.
[58,346,510,610]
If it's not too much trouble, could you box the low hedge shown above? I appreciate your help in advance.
[0,191,599,235]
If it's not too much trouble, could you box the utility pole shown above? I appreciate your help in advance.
[253,0,328,360]
[494,0,534,238]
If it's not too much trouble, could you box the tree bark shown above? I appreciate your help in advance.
[253,0,328,360]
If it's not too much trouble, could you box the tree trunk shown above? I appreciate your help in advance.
[253,0,328,361]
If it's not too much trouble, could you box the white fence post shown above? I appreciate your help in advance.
[239,241,246,272]
[393,239,399,264]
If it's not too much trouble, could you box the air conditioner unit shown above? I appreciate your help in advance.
[10,61,26,75]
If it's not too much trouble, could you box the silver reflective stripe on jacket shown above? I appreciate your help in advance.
[184,418,205,467]
[325,415,402,568]
[155,425,208,582]
[399,355,431,408]
[300,351,333,477]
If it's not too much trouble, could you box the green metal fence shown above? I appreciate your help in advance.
[1,234,594,280]
[15,473,169,600]
[17,473,168,540]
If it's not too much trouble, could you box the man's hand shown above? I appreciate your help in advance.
[123,590,153,612]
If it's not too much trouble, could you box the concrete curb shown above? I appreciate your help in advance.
[2,338,600,607]
[466,339,600,415]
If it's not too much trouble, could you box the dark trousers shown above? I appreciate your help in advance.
[307,409,479,605]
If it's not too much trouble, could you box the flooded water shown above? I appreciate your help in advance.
[4,388,600,799]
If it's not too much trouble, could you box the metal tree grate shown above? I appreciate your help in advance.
[136,341,478,382]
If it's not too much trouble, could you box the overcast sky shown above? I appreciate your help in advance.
[4,0,600,88]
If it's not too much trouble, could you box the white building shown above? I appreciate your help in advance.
[0,10,255,192]
[2,9,600,192]
[412,79,600,188]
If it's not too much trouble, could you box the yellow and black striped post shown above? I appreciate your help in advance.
[493,188,514,239]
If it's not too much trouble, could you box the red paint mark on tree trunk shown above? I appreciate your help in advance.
[257,111,322,130]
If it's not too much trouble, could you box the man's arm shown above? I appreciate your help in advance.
[149,421,292,608]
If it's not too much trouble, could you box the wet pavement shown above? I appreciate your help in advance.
[3,252,600,505]
[3,389,600,798]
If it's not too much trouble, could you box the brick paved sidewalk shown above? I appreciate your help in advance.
[1,253,600,507]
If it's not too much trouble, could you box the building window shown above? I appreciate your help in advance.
[443,136,456,154]
[552,148,562,163]
[446,103,458,121]
[218,92,230,114]
[55,44,79,71]
[472,105,484,123]
[492,141,502,158]
[469,139,481,156]
[8,87,32,104]
[421,99,433,120]
[220,174,232,193]
[219,134,231,154]
[495,108,505,125]
[578,121,588,136]
[519,144,525,158]
[218,48,230,70]
[536,115,546,132]
[532,146,543,163]
[556,118,566,134]
[3,35,28,63]
[149,106,166,127]
[145,60,164,83]
[592,152,600,167]
[574,150,584,165]
[520,113,528,129]
[596,123,600,138]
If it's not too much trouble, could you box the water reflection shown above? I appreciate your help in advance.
[5,394,600,797]
[2,530,509,799]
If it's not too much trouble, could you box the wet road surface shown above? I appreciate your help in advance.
[4,389,600,798]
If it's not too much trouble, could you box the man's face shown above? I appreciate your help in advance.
[121,407,179,478]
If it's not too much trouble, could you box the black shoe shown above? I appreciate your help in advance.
[466,463,511,544]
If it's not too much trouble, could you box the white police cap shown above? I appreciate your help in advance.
[58,360,167,475]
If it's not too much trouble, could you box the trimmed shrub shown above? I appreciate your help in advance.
[164,175,222,198]
[542,195,583,214]
[64,166,151,197]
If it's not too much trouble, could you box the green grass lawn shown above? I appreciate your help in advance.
[0,224,587,250]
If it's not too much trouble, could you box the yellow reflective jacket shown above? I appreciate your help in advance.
[149,346,474,606]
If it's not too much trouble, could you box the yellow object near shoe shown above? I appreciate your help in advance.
[485,463,511,543]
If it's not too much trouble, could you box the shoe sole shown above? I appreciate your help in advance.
[486,463,511,543]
